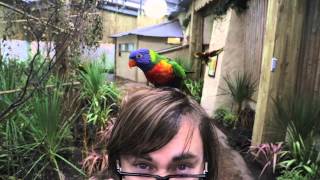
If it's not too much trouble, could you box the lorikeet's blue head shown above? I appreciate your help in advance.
[129,48,153,72]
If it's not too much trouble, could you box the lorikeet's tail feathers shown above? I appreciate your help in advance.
[185,71,195,74]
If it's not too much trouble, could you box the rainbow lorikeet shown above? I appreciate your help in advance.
[194,48,224,64]
[128,48,186,88]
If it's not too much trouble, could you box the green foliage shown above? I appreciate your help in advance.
[211,0,249,17]
[277,169,311,180]
[222,72,257,127]
[79,60,120,127]
[0,59,28,176]
[214,107,237,128]
[184,79,203,103]
[274,94,320,179]
[279,136,320,179]
[25,90,84,178]
[100,53,114,74]
[274,95,320,145]
[0,90,85,179]
[222,72,257,109]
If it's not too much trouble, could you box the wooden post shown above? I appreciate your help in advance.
[188,1,203,79]
[252,0,307,144]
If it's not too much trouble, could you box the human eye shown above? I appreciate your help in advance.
[132,161,154,173]
[173,163,194,174]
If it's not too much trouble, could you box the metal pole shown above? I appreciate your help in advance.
[139,0,142,15]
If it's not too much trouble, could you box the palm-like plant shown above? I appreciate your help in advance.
[22,91,85,179]
[221,72,257,127]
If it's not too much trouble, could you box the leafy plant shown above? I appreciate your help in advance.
[274,94,320,145]
[184,79,203,102]
[22,90,85,179]
[214,107,230,120]
[214,107,237,128]
[249,142,288,177]
[221,72,257,128]
[279,136,320,178]
[82,149,108,176]
[277,169,311,180]
[273,94,320,178]
[82,118,115,176]
[0,59,29,175]
[79,60,120,127]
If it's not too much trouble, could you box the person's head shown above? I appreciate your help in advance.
[107,88,219,180]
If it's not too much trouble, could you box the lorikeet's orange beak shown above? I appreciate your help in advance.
[129,59,137,68]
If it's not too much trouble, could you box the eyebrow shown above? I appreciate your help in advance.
[134,152,198,162]
[171,153,198,162]
[134,154,153,162]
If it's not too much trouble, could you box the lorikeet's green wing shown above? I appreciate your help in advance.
[149,50,161,64]
[168,60,186,79]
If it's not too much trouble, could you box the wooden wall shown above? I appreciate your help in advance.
[296,0,320,98]
[101,11,137,43]
[243,0,268,85]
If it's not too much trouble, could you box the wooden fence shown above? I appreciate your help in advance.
[243,0,268,83]
[296,0,320,98]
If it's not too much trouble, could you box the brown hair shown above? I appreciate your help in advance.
[106,87,219,180]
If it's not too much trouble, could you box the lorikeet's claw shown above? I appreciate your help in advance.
[129,59,137,67]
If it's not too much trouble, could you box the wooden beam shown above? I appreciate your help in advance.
[252,0,307,144]
[188,1,203,79]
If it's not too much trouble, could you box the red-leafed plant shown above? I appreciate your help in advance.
[249,142,288,177]
[82,119,115,176]
[82,149,108,176]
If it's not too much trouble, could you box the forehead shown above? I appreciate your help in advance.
[122,117,204,165]
[149,117,203,160]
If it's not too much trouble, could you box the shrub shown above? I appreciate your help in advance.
[214,107,237,128]
[277,169,311,180]
[79,60,120,128]
[279,136,320,179]
[221,72,257,128]
[274,94,320,146]
[249,142,288,177]
[184,79,203,103]
[274,94,320,178]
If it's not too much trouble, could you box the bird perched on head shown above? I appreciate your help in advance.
[194,48,224,64]
[128,48,186,88]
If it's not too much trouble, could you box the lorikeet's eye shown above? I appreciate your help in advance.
[136,54,143,59]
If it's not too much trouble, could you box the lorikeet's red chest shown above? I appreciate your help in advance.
[145,60,175,86]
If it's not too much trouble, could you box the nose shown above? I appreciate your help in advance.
[155,170,170,180]
[156,177,169,180]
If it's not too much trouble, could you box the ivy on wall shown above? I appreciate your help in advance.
[181,0,250,29]
[210,0,250,16]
